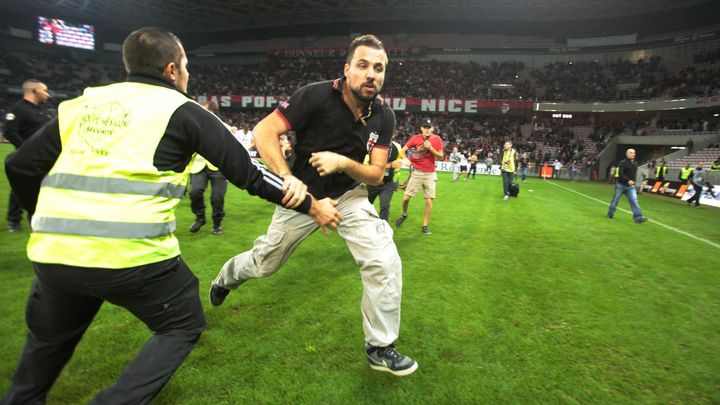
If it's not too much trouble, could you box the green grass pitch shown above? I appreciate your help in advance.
[1,143,719,404]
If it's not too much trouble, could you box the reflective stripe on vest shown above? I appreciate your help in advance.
[33,217,175,239]
[42,173,186,199]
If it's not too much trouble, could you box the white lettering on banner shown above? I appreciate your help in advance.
[422,99,436,112]
[392,98,406,111]
[448,99,462,113]
[193,95,231,107]
[420,99,477,113]
[238,96,281,109]
[195,95,531,114]
[465,100,478,113]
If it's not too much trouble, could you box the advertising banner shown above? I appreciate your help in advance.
[680,184,720,208]
[268,46,427,59]
[193,95,533,116]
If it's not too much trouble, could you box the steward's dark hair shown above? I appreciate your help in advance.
[122,27,183,76]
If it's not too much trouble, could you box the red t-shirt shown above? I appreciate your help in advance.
[405,133,443,172]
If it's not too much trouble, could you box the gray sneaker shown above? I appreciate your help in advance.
[366,344,418,376]
[421,226,432,235]
[209,283,230,307]
[395,215,407,227]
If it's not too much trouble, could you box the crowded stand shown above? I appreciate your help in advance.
[2,47,720,103]
[1,45,719,177]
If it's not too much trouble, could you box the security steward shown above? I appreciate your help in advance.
[2,27,339,405]
[366,138,402,221]
[655,161,667,183]
[188,101,228,235]
[3,79,52,232]
[679,163,693,183]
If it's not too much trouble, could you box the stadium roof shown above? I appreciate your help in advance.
[0,0,716,34]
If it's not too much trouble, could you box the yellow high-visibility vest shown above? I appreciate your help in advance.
[655,166,667,177]
[501,148,516,173]
[680,167,693,181]
[190,155,218,173]
[28,82,196,268]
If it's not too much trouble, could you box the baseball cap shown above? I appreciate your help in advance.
[420,118,432,127]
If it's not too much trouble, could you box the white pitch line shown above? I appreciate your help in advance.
[545,180,720,250]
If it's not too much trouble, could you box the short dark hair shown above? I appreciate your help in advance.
[346,34,385,64]
[203,100,219,114]
[122,27,184,76]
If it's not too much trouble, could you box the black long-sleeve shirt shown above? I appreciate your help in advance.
[5,74,311,216]
[617,158,638,186]
[3,98,53,148]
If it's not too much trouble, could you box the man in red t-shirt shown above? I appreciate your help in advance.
[395,118,444,235]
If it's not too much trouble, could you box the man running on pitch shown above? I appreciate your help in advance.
[210,35,417,376]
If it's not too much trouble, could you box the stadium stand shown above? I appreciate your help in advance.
[666,147,720,170]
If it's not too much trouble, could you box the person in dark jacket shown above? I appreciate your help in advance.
[2,79,52,231]
[607,148,648,223]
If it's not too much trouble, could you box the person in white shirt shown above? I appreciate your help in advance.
[235,123,255,156]
[553,159,563,179]
[449,147,461,182]
[458,151,469,181]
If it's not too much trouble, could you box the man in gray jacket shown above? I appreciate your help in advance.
[686,162,706,207]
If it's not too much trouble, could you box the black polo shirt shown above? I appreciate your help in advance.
[275,77,395,199]
[3,99,53,148]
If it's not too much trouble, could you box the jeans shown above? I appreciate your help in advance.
[520,167,528,181]
[502,171,514,196]
[608,183,643,219]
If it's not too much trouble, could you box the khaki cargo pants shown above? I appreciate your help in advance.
[214,186,403,347]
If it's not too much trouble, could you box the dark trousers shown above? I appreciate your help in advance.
[367,181,395,221]
[468,164,477,179]
[189,168,227,226]
[7,190,23,224]
[502,171,514,196]
[1,257,206,405]
[687,182,703,206]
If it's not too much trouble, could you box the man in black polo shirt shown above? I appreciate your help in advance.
[3,80,52,232]
[210,35,418,376]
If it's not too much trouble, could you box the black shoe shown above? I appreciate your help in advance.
[366,344,418,376]
[209,284,230,307]
[634,217,648,223]
[607,214,613,219]
[7,222,20,232]
[395,214,407,227]
[421,226,432,235]
[212,225,223,235]
[189,218,206,233]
